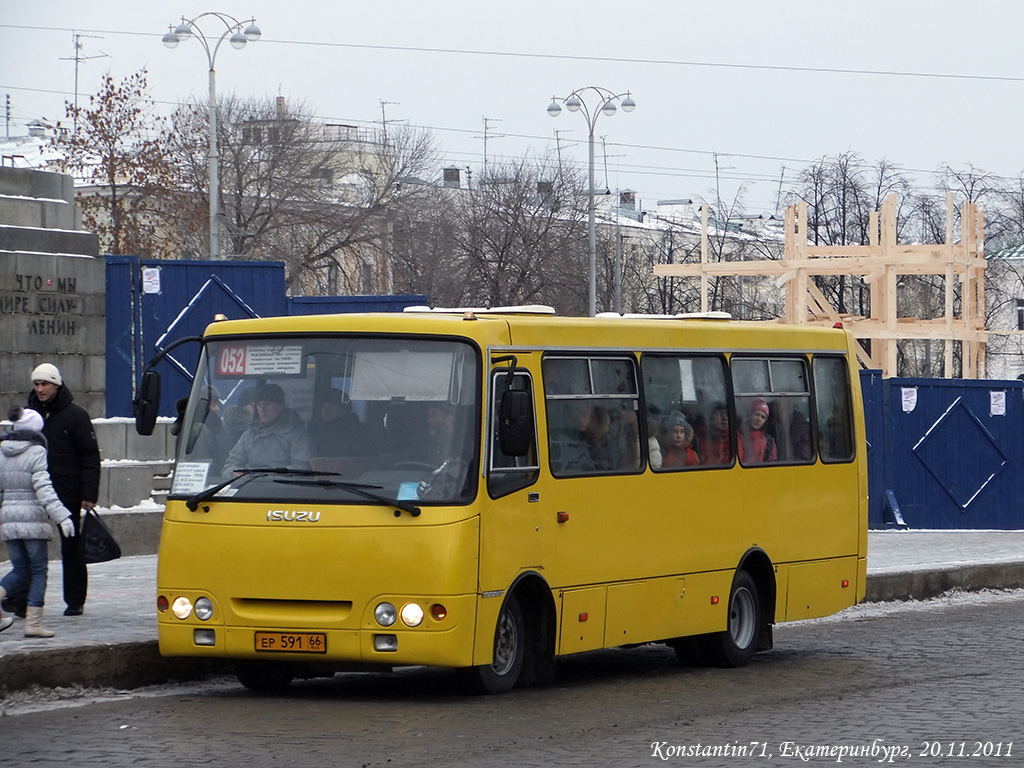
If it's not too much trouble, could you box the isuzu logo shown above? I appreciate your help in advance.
[266,509,321,522]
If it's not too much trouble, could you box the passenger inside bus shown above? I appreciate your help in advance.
[308,389,362,456]
[222,383,314,474]
[646,411,664,469]
[737,397,778,465]
[174,388,232,474]
[422,404,455,465]
[584,405,618,470]
[555,401,627,473]
[413,403,476,501]
[611,403,641,470]
[699,402,732,466]
[788,408,814,461]
[661,411,700,468]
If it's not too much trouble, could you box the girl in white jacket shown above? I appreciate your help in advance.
[0,406,75,637]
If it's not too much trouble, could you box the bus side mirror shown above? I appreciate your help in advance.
[133,370,161,436]
[499,388,534,456]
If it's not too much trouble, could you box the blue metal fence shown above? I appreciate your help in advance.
[860,371,1024,530]
[105,259,425,419]
[104,257,287,418]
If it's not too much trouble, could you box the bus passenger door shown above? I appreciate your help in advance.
[479,356,548,594]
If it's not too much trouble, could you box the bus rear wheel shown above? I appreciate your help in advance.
[700,570,761,668]
[465,593,525,694]
[236,660,294,693]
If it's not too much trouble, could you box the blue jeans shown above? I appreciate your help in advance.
[0,539,49,607]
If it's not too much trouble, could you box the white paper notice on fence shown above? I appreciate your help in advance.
[901,387,917,413]
[991,390,1006,416]
[142,267,161,294]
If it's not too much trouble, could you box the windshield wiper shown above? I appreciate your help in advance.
[272,476,422,517]
[185,467,317,511]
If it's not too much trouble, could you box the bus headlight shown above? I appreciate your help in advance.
[400,603,424,627]
[374,602,397,627]
[172,596,193,620]
[194,597,214,621]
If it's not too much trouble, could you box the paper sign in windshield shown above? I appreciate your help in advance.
[171,462,210,495]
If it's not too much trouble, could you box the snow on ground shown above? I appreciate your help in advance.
[782,587,1024,628]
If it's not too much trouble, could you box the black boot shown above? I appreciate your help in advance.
[1,596,26,619]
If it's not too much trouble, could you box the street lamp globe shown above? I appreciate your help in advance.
[162,28,180,48]
[601,101,617,117]
[243,23,262,41]
[565,94,582,112]
[621,94,636,112]
[546,99,562,118]
[230,31,248,49]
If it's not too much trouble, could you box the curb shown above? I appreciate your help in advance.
[864,562,1024,603]
[0,641,227,694]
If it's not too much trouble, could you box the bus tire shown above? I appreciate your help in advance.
[700,570,761,668]
[465,593,525,695]
[236,661,294,693]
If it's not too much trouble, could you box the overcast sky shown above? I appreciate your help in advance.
[2,1,1022,214]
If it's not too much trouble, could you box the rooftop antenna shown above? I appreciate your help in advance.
[599,136,625,196]
[60,31,108,135]
[712,151,735,217]
[557,129,573,166]
[601,136,610,194]
[478,116,503,177]
[379,100,399,146]
[775,165,786,218]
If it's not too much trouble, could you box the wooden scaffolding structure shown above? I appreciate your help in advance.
[652,194,986,378]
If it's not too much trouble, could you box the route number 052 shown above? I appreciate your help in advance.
[217,346,247,376]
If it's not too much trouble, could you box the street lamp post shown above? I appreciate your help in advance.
[162,12,261,260]
[548,87,635,316]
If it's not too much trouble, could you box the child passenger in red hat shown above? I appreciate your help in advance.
[738,398,777,464]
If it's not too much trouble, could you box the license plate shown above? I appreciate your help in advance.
[254,631,327,654]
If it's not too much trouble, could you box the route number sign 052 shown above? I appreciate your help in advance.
[217,346,247,376]
[214,344,304,377]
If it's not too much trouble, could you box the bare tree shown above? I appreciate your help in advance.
[49,69,183,257]
[400,155,588,312]
[167,96,439,289]
[625,224,701,315]
[390,183,467,304]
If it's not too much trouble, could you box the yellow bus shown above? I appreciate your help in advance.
[135,306,867,694]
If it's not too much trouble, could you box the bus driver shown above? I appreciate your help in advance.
[222,384,314,474]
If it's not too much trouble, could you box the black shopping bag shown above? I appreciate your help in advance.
[79,509,122,564]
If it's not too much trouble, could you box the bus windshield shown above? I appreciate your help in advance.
[169,335,479,506]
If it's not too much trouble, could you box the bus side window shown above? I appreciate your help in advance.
[813,356,855,462]
[641,354,731,470]
[733,357,815,466]
[543,355,641,477]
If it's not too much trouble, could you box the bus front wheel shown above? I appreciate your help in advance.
[465,593,525,694]
[700,570,761,668]
[236,660,294,693]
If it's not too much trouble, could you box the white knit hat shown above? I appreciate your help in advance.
[11,406,44,432]
[31,363,62,387]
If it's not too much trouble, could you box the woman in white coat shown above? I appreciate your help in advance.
[0,406,75,637]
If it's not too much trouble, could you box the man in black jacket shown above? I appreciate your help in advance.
[2,363,101,617]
